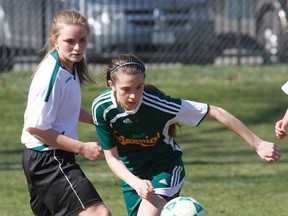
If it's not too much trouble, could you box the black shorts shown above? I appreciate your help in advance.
[22,148,103,216]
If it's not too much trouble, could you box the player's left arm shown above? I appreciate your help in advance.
[205,105,281,162]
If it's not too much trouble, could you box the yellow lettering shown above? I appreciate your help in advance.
[113,131,161,147]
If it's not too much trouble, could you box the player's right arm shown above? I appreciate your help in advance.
[27,127,103,162]
[104,147,154,199]
[204,105,280,162]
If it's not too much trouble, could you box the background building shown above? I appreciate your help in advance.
[1,0,288,71]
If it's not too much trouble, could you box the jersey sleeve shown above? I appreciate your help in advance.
[144,87,209,127]
[95,124,116,150]
[92,98,116,150]
[24,65,63,131]
[176,99,209,126]
[281,81,288,95]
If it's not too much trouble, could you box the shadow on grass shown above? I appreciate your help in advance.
[0,163,22,170]
[0,148,23,170]
[0,148,23,154]
[186,173,288,186]
[243,105,287,125]
[183,158,288,165]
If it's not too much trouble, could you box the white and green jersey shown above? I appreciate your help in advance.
[92,87,209,176]
[21,51,81,151]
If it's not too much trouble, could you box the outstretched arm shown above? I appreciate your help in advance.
[205,105,281,162]
[275,109,288,139]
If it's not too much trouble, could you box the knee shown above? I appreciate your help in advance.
[78,203,112,216]
[92,203,112,216]
[101,207,112,216]
[99,208,112,216]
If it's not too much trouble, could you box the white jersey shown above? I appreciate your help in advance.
[21,51,81,151]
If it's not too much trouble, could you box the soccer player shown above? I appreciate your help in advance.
[21,10,111,216]
[92,54,281,216]
[275,81,288,139]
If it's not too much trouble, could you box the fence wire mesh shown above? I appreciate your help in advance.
[1,0,288,72]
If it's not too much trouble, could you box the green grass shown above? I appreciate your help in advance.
[1,64,288,215]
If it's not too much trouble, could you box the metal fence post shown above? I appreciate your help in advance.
[79,0,86,60]
[236,0,242,65]
[41,0,46,57]
[79,0,86,17]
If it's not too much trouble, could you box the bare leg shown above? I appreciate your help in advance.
[78,202,111,216]
[137,194,167,216]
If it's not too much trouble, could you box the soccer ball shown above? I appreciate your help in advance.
[161,196,207,216]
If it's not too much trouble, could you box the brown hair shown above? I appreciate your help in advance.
[105,54,180,137]
[33,10,93,86]
[105,54,146,85]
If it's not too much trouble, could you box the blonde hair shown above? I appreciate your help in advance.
[33,10,93,86]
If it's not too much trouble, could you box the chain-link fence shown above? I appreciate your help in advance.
[1,0,288,72]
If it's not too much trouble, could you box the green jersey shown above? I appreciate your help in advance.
[92,87,209,177]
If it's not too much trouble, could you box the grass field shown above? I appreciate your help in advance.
[1,64,288,215]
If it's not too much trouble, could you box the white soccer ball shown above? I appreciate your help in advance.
[161,196,207,216]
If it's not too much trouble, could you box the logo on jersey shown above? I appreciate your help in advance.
[65,77,73,83]
[123,118,132,123]
[113,131,161,147]
[159,179,168,185]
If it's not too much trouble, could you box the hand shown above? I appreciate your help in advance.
[275,119,288,139]
[134,179,155,199]
[79,142,104,162]
[256,140,281,162]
